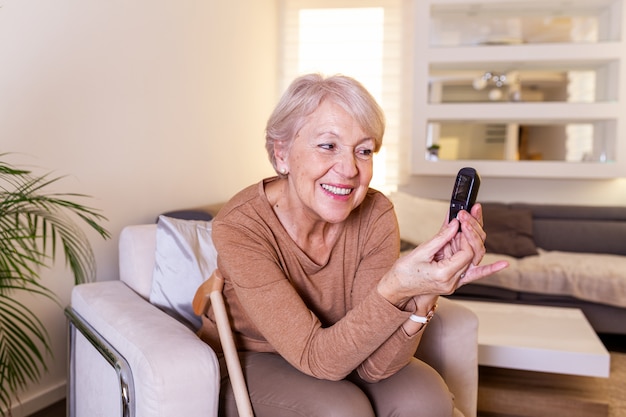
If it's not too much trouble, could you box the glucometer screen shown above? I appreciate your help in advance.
[452,175,471,202]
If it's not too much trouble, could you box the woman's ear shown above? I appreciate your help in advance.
[274,141,289,174]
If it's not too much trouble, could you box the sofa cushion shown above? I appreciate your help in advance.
[511,203,626,256]
[482,204,539,258]
[150,215,217,330]
[119,224,158,299]
[476,250,626,309]
[389,192,448,245]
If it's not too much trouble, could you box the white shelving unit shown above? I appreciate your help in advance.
[412,0,626,178]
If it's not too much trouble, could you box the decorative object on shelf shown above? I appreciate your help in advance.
[0,154,110,414]
[426,144,440,160]
[472,71,521,101]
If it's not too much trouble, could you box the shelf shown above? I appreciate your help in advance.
[420,102,621,122]
[413,159,624,179]
[411,0,626,179]
[428,0,617,7]
[427,43,622,69]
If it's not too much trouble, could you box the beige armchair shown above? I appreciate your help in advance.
[66,221,479,417]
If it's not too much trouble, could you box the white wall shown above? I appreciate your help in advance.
[0,0,278,414]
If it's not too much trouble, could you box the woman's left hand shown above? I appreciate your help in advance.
[435,203,488,283]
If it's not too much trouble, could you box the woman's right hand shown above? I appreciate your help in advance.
[377,216,508,308]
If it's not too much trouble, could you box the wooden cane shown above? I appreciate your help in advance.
[193,273,254,417]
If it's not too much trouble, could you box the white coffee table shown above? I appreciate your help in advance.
[455,300,611,378]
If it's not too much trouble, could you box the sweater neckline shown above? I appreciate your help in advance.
[258,177,344,271]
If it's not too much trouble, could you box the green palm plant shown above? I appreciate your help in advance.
[0,154,110,415]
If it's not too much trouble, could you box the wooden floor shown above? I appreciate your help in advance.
[478,366,609,417]
[476,333,625,417]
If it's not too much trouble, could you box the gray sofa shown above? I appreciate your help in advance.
[173,197,626,338]
[449,202,626,336]
[389,191,626,337]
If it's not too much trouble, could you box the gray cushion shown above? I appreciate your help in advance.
[512,203,626,256]
[482,204,538,258]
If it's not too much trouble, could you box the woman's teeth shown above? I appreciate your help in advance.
[322,184,353,196]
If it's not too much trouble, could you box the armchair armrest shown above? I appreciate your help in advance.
[415,297,479,417]
[68,280,220,417]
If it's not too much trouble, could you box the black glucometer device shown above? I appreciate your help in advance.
[449,167,480,223]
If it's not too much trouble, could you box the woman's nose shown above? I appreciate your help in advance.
[335,151,359,178]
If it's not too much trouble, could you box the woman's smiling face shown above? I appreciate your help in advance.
[277,99,375,225]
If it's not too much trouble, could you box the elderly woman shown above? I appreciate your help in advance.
[197,73,508,417]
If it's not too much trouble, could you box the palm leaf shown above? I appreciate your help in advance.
[0,291,52,411]
[0,154,110,414]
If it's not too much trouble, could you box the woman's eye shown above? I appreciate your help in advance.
[319,143,335,151]
[356,148,373,160]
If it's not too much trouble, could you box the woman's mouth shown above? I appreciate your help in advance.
[321,183,353,196]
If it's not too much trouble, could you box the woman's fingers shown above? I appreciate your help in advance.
[418,218,460,261]
[459,259,509,286]
[387,202,509,300]
[470,202,484,227]
[457,208,486,265]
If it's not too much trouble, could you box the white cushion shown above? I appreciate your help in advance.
[119,224,158,299]
[149,216,218,330]
[389,192,449,245]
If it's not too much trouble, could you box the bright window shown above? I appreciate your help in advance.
[280,0,403,193]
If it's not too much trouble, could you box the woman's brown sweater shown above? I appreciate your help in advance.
[197,177,421,382]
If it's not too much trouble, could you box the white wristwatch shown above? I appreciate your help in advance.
[409,304,438,324]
